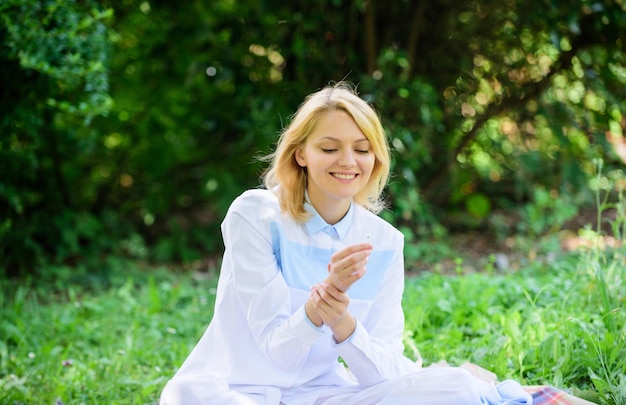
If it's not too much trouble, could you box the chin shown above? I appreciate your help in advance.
[331,191,360,201]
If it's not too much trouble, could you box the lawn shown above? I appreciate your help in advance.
[1,243,624,404]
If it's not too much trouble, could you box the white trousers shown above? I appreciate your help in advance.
[160,366,532,405]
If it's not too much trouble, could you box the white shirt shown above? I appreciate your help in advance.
[166,188,418,404]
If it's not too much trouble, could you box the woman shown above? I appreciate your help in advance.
[159,83,534,404]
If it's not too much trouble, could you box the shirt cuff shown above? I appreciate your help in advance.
[288,305,325,346]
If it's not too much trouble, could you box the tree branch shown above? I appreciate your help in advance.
[423,46,579,202]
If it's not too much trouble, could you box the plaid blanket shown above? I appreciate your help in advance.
[526,385,590,405]
[455,362,598,405]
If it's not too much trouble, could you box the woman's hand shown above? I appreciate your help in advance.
[304,243,370,328]
[326,243,372,292]
[310,282,356,343]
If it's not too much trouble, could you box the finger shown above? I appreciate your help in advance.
[318,283,351,308]
[312,290,335,317]
[333,250,370,274]
[344,267,367,289]
[350,267,367,280]
[316,284,337,305]
[326,264,367,292]
[310,289,327,312]
[320,281,338,294]
[331,243,373,262]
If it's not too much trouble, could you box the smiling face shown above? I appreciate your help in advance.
[295,109,376,224]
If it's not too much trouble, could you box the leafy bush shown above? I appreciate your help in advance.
[2,0,626,274]
[0,0,115,273]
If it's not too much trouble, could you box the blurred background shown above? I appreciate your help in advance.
[1,0,625,277]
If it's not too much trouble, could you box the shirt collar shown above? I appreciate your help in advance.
[304,200,354,240]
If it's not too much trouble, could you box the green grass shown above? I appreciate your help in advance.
[402,247,625,404]
[1,258,218,405]
[1,247,624,404]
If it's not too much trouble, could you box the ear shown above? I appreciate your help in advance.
[295,148,307,167]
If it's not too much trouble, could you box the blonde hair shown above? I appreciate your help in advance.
[262,82,391,222]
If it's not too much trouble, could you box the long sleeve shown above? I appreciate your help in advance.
[221,199,324,371]
[333,234,416,386]
[163,189,425,403]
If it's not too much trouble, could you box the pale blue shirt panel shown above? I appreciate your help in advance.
[271,202,394,300]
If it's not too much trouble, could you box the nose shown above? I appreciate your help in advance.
[338,150,356,167]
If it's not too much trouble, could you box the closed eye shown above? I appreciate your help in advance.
[321,148,337,153]
[355,149,370,154]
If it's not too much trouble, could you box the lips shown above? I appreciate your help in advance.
[331,173,358,180]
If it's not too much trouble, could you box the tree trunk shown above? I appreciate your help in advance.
[363,0,377,74]
[407,1,426,77]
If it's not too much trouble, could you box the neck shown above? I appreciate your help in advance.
[309,197,351,225]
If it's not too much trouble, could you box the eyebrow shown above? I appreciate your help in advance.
[318,136,370,143]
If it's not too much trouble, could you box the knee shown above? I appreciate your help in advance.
[447,368,483,401]
[159,378,184,405]
[160,375,216,405]
[380,367,486,405]
[159,374,242,405]
[160,374,226,405]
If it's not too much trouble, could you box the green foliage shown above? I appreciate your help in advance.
[2,0,626,272]
[590,159,626,241]
[510,186,579,258]
[580,159,626,405]
[0,0,115,272]
[1,0,113,117]
[517,187,578,238]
